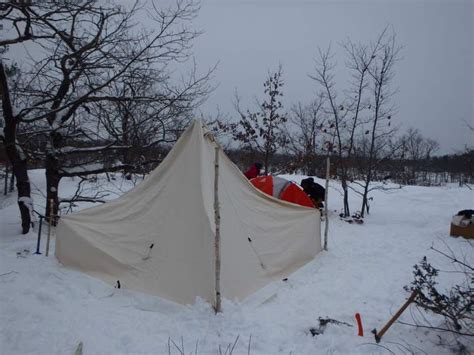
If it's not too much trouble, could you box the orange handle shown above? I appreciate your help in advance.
[355,313,363,337]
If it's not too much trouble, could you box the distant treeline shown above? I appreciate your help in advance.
[2,143,473,187]
[226,148,474,186]
[2,142,472,188]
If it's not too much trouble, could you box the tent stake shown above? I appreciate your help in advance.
[323,157,330,251]
[214,146,222,313]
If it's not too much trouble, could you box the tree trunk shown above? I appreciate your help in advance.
[0,61,32,234]
[360,193,368,218]
[3,164,7,196]
[13,157,32,233]
[264,149,270,175]
[9,170,14,192]
[360,171,371,218]
[121,106,132,176]
[341,177,350,217]
[45,153,60,225]
[343,186,350,217]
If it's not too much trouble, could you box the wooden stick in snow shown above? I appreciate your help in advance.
[323,157,330,251]
[75,341,83,355]
[214,146,222,313]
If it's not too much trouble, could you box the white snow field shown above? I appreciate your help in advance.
[0,169,472,354]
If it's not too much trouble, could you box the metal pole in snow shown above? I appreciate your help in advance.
[34,215,43,255]
[214,146,222,313]
[323,157,330,251]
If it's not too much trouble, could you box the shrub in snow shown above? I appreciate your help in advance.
[404,255,473,338]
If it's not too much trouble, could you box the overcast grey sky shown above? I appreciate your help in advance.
[192,0,473,154]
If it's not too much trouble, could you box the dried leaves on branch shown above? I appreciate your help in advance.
[225,65,287,175]
[404,244,473,339]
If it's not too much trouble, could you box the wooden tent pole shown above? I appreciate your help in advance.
[214,146,222,313]
[323,157,330,251]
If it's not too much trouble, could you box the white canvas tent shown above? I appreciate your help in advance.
[56,120,321,307]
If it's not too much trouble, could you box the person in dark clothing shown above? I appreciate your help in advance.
[244,162,263,180]
[301,177,325,208]
[457,209,474,219]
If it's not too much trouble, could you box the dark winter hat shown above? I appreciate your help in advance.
[255,162,263,169]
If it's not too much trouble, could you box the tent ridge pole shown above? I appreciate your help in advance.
[214,146,222,313]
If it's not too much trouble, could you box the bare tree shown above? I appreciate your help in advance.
[310,45,349,214]
[461,118,474,132]
[0,60,32,233]
[89,60,210,176]
[1,1,212,224]
[355,30,401,217]
[310,31,385,216]
[398,128,440,185]
[230,65,286,174]
[351,131,403,216]
[283,96,326,175]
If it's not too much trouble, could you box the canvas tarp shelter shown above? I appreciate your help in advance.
[56,120,321,306]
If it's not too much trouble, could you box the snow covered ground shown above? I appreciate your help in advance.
[0,169,472,354]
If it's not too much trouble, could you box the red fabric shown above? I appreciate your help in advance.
[280,183,315,208]
[250,176,315,208]
[250,176,273,195]
[244,164,260,179]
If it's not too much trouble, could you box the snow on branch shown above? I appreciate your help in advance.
[56,144,133,155]
[59,162,134,177]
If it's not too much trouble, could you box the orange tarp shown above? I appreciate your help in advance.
[279,182,315,208]
[250,176,274,196]
[250,176,315,208]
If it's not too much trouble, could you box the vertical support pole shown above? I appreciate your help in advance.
[45,199,53,256]
[323,156,330,251]
[214,146,222,313]
[34,215,43,255]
